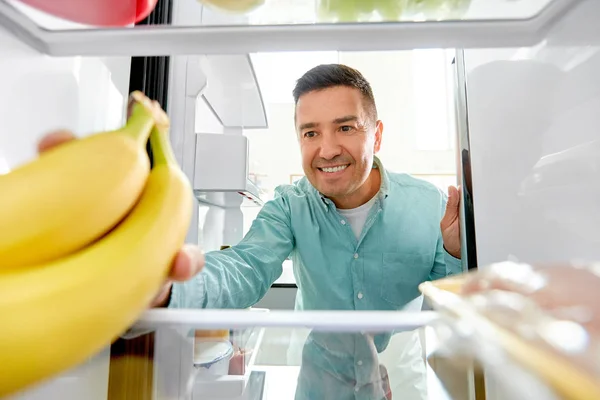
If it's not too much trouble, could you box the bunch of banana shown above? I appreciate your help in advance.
[0,91,193,397]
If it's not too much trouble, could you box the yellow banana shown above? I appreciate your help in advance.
[0,91,157,269]
[0,120,193,397]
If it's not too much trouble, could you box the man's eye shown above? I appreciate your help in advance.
[304,131,316,138]
[340,126,354,132]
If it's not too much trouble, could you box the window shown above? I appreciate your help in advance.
[412,49,455,151]
[250,51,339,104]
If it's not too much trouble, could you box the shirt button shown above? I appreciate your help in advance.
[341,219,346,225]
[357,360,363,366]
[354,386,360,393]
[357,292,363,299]
[353,253,359,259]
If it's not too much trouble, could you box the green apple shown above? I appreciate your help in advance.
[403,0,472,20]
[198,0,266,14]
[374,0,404,20]
[317,0,362,22]
[317,0,471,22]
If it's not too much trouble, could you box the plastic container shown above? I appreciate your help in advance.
[194,339,234,378]
[419,262,600,400]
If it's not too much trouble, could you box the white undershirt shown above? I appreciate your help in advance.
[337,194,378,240]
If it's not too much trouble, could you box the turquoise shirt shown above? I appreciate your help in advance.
[170,157,462,314]
[169,157,462,399]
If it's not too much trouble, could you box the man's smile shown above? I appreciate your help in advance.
[318,164,349,173]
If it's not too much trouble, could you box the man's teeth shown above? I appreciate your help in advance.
[321,165,348,173]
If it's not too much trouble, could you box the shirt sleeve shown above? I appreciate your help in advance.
[168,188,295,310]
[429,190,463,281]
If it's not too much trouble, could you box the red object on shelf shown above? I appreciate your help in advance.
[15,0,159,26]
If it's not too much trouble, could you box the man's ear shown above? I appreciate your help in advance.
[373,120,383,153]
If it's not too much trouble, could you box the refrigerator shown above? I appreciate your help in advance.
[0,0,598,399]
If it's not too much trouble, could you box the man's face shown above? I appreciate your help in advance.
[295,86,383,204]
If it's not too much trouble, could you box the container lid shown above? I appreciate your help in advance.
[193,340,234,367]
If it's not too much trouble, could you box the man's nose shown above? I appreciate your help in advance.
[318,133,342,160]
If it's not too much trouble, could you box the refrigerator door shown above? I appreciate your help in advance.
[463,0,600,266]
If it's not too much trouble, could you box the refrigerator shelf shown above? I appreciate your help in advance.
[0,0,583,56]
[132,308,440,332]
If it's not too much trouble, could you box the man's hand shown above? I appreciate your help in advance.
[38,130,205,308]
[150,243,204,307]
[440,185,461,259]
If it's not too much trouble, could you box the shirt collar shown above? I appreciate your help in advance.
[315,156,389,212]
[373,156,390,200]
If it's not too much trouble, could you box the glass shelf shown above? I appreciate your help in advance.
[5,0,558,29]
[133,308,439,331]
[0,0,579,56]
[195,0,557,26]
[11,308,565,400]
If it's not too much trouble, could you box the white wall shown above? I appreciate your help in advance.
[340,51,456,176]
[0,22,131,400]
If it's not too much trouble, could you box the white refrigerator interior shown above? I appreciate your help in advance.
[0,0,599,399]
[464,0,600,266]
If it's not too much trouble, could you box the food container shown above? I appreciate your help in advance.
[419,263,600,400]
[193,339,234,378]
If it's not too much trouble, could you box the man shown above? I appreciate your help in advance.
[164,64,462,312]
[166,64,462,400]
[39,64,462,399]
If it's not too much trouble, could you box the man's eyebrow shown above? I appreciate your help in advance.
[333,115,358,124]
[298,115,358,131]
[298,122,318,131]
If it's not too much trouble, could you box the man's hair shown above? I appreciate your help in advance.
[292,64,378,123]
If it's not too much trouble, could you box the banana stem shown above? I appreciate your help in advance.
[149,124,177,167]
[121,101,155,146]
